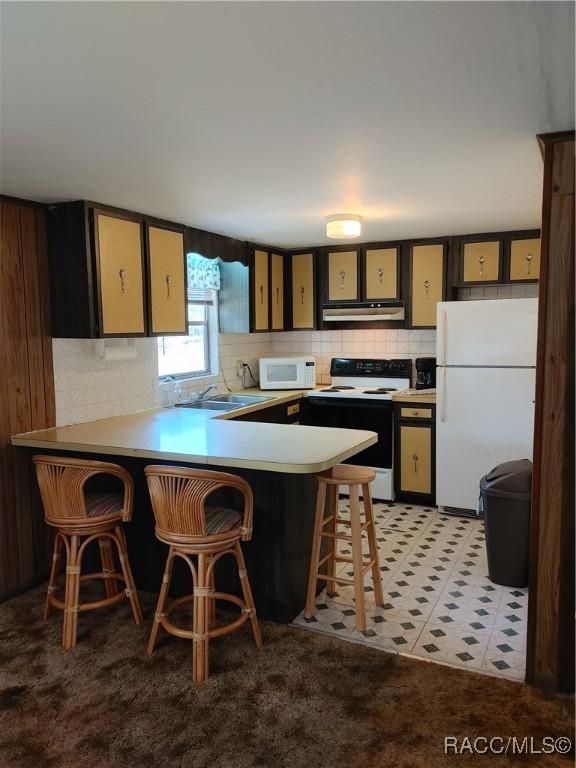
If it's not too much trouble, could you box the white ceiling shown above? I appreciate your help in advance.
[1,2,574,247]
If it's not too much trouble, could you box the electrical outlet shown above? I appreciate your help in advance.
[236,360,245,377]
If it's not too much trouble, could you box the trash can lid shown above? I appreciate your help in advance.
[480,459,533,497]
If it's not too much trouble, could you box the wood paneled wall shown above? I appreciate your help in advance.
[526,133,575,693]
[0,197,55,599]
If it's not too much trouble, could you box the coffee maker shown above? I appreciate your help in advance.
[415,358,436,390]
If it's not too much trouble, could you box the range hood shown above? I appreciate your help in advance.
[322,301,405,323]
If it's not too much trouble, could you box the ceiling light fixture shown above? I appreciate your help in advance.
[326,214,362,239]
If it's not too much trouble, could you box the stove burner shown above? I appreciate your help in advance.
[320,386,356,393]
[362,388,398,394]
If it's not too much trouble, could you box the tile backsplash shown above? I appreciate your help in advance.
[52,282,538,425]
[269,329,435,385]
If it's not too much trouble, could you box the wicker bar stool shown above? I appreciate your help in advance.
[145,465,263,683]
[33,455,143,649]
[305,464,384,632]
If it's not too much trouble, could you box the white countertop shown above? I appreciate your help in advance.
[11,392,377,474]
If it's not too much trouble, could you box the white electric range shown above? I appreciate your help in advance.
[302,358,411,500]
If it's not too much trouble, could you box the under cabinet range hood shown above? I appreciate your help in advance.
[322,302,405,323]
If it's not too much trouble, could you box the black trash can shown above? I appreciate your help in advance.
[480,459,532,588]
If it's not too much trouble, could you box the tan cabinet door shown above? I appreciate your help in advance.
[95,212,145,335]
[365,248,398,300]
[292,253,314,329]
[510,238,541,281]
[328,251,358,301]
[148,226,186,335]
[411,244,444,327]
[253,249,269,330]
[270,253,284,330]
[463,241,500,282]
[400,425,432,495]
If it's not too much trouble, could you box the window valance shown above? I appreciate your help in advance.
[187,253,221,291]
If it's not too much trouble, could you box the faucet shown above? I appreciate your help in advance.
[191,383,217,402]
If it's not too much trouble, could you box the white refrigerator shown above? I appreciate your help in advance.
[436,298,538,513]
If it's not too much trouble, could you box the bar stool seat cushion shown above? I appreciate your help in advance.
[85,492,124,518]
[205,506,242,535]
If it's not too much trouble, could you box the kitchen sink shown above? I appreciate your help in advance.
[174,400,243,411]
[207,394,275,404]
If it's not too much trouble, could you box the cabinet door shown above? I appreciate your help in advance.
[270,253,284,330]
[292,253,314,329]
[253,249,269,331]
[364,247,398,300]
[410,244,444,327]
[400,424,432,495]
[327,250,358,301]
[509,238,541,281]
[147,225,186,335]
[95,211,145,336]
[462,241,500,283]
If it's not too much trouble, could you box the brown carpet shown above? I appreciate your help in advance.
[0,587,573,768]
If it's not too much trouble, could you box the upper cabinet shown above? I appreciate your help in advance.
[452,230,540,287]
[146,223,186,335]
[461,239,501,284]
[270,253,285,330]
[364,246,400,300]
[326,249,359,302]
[94,210,146,335]
[508,237,541,282]
[409,242,447,328]
[290,252,315,329]
[47,201,187,338]
[251,248,270,331]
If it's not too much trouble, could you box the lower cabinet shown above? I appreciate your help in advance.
[394,403,436,504]
[232,399,301,424]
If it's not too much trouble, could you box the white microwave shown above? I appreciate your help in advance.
[259,356,316,390]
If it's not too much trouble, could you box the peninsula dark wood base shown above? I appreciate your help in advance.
[19,449,322,623]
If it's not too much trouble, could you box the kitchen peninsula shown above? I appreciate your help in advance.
[12,403,377,622]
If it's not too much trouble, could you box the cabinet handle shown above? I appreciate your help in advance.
[424,279,430,300]
[478,255,485,276]
[412,410,419,416]
[119,268,127,296]
[165,273,172,299]
[412,453,419,474]
[276,286,280,305]
[526,252,533,275]
[339,270,346,290]
[259,285,264,304]
[378,267,384,285]
[300,286,305,305]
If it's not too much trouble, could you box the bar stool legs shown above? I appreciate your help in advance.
[305,465,384,633]
[234,542,263,649]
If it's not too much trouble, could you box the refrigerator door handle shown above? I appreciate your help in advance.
[439,366,447,422]
[438,309,447,365]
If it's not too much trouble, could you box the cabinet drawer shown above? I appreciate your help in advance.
[400,407,432,419]
[400,425,432,495]
[463,241,500,283]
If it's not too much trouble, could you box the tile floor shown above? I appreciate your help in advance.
[293,500,527,681]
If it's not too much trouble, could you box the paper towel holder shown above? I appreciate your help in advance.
[93,338,138,361]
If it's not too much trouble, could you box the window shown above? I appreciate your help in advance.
[157,288,215,380]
